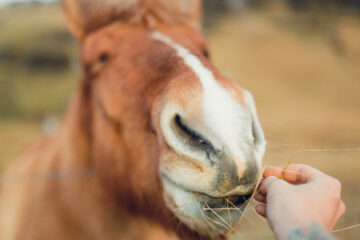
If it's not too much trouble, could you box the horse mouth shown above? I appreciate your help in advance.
[196,192,253,211]
[162,174,254,212]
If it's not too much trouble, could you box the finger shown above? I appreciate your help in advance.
[336,201,346,223]
[254,191,266,203]
[258,176,279,195]
[264,164,322,183]
[255,204,267,218]
[263,166,284,179]
[256,179,265,191]
[330,201,346,230]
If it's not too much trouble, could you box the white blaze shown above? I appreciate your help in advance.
[152,32,254,167]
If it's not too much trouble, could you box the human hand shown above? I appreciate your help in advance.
[254,164,345,240]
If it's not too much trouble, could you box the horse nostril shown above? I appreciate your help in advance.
[172,114,218,162]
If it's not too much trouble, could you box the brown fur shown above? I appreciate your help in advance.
[0,20,232,239]
[0,0,253,237]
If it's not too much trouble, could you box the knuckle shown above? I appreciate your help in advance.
[330,195,345,215]
[264,176,277,186]
[339,201,346,213]
[268,180,285,192]
[326,177,342,193]
[340,202,346,216]
[267,183,278,192]
[332,178,341,188]
[333,196,342,205]
[332,178,342,192]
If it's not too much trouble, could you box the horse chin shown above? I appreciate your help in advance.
[161,174,253,238]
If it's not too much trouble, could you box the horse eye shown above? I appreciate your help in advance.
[86,53,109,77]
[202,49,210,59]
[99,53,109,63]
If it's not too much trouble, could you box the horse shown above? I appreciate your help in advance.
[0,0,266,239]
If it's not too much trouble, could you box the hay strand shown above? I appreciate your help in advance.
[332,223,360,233]
[280,148,360,179]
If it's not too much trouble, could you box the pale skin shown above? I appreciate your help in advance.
[254,164,346,240]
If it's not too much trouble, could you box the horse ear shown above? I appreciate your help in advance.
[146,0,202,30]
[62,0,141,39]
[62,0,202,39]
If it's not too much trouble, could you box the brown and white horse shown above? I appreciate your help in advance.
[0,0,266,239]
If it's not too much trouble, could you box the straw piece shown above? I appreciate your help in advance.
[280,148,360,179]
[332,223,360,233]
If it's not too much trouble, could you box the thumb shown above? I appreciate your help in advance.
[258,176,284,196]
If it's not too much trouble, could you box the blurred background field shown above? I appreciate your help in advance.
[0,0,360,239]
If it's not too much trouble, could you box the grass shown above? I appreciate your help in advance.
[0,3,360,239]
